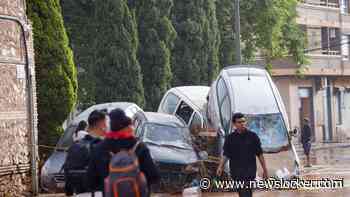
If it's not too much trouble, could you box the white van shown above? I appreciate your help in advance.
[158,86,210,131]
[207,65,300,178]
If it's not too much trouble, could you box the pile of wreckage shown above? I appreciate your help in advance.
[41,65,300,194]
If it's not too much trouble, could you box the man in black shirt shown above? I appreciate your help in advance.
[217,113,268,197]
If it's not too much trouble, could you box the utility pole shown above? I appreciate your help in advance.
[235,0,241,65]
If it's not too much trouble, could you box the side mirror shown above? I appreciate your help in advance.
[289,128,298,137]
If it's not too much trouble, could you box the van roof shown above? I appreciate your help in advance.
[172,86,210,111]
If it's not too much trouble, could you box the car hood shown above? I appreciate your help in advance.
[41,151,67,176]
[146,144,199,165]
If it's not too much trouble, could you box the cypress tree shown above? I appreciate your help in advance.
[26,0,78,151]
[215,0,235,67]
[61,0,96,109]
[93,0,145,106]
[134,0,176,110]
[171,0,220,86]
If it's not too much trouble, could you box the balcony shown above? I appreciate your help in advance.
[297,2,341,27]
[266,54,343,76]
[301,0,339,8]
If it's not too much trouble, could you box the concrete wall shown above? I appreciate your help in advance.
[0,0,37,196]
[273,77,326,143]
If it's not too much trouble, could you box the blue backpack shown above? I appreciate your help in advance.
[104,141,148,197]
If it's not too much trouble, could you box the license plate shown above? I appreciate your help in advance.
[57,182,65,188]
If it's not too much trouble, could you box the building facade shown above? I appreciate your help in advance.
[0,0,38,196]
[271,0,350,143]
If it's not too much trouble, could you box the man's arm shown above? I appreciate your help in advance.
[258,154,268,179]
[254,134,268,179]
[216,155,228,176]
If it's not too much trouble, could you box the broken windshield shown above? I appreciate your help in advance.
[246,113,289,152]
[142,123,192,149]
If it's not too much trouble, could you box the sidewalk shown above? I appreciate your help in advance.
[294,141,350,152]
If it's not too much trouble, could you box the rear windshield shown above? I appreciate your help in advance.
[56,125,76,150]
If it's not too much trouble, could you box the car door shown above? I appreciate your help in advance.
[216,77,232,135]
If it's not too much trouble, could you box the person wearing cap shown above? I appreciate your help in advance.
[301,118,312,167]
[86,108,160,195]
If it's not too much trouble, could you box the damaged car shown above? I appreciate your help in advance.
[134,112,207,192]
[40,102,142,193]
[207,65,300,179]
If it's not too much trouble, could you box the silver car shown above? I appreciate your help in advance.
[40,102,142,192]
[207,65,300,178]
[133,112,206,192]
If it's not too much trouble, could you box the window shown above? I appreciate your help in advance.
[190,112,203,131]
[175,101,194,124]
[306,27,322,54]
[162,93,180,114]
[321,27,341,55]
[335,91,343,125]
[342,35,350,60]
[341,0,350,13]
[216,77,231,134]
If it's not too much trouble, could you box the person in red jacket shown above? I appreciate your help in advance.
[86,108,160,196]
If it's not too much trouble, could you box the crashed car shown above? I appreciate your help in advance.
[133,112,207,192]
[157,86,210,130]
[207,65,300,179]
[40,102,142,193]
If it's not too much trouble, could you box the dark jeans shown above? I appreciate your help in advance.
[237,188,253,197]
[232,176,254,197]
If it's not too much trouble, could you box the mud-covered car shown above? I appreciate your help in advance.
[134,112,207,192]
[40,102,142,193]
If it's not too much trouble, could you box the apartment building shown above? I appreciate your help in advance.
[271,0,350,143]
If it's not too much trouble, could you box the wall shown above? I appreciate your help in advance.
[0,0,37,196]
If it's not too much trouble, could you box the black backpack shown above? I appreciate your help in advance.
[63,135,99,195]
[64,136,96,171]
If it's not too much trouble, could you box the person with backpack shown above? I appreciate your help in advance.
[86,108,160,196]
[64,110,107,196]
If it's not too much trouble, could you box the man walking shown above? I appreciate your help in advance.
[217,113,268,197]
[301,118,312,167]
[64,110,107,196]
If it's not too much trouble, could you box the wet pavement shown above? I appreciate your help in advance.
[153,146,350,196]
[39,146,350,197]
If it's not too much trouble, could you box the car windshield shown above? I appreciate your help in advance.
[143,123,192,149]
[229,75,279,114]
[56,125,76,150]
[246,113,288,152]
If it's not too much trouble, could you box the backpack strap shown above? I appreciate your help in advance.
[131,140,141,153]
[109,140,141,156]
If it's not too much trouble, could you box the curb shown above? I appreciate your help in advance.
[294,143,350,152]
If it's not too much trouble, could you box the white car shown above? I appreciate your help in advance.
[158,86,210,131]
[207,65,300,178]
